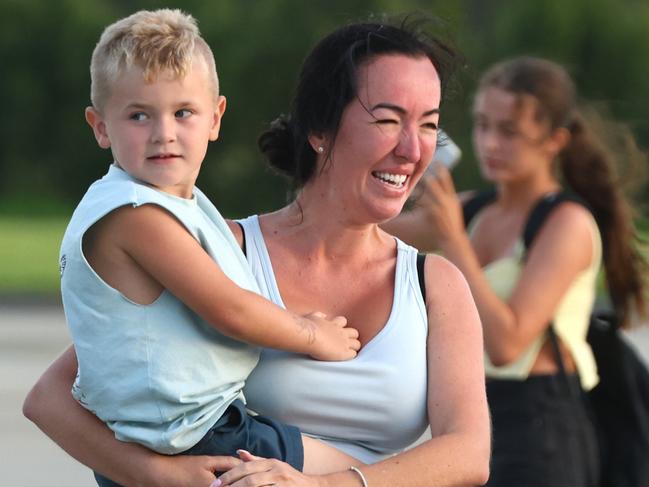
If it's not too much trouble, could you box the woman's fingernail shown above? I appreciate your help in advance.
[210,479,222,487]
[237,449,250,455]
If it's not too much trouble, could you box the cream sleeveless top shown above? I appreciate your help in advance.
[479,213,601,390]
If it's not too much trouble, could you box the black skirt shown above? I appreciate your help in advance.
[486,373,600,487]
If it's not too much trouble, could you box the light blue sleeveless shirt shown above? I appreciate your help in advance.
[238,216,430,463]
[60,165,260,454]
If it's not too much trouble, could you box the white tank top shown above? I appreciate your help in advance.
[238,215,429,463]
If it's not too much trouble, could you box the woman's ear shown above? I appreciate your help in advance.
[307,133,327,155]
[85,107,111,149]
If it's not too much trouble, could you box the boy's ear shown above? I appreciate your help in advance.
[85,107,111,149]
[209,95,227,141]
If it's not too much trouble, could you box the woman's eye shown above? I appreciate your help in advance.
[422,122,438,131]
[374,119,398,125]
[175,109,192,118]
[129,112,147,121]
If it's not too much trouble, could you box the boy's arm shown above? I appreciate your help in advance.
[22,346,240,487]
[97,204,359,360]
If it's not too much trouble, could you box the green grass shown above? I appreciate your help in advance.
[0,216,67,296]
[638,219,649,236]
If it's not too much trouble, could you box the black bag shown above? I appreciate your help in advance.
[585,310,649,487]
[462,190,649,487]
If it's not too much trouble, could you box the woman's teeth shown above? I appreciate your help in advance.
[373,171,407,187]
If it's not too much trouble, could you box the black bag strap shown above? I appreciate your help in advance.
[546,326,588,420]
[522,191,588,256]
[462,188,497,228]
[462,188,588,252]
[416,253,426,302]
[547,325,572,378]
[532,193,596,401]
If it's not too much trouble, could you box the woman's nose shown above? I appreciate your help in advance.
[394,127,421,163]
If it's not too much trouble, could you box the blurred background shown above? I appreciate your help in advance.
[2,0,649,298]
[1,0,648,485]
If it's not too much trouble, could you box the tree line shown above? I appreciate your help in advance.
[1,0,647,217]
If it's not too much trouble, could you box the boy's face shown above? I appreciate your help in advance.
[85,57,225,198]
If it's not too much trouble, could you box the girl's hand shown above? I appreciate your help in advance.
[417,167,465,249]
[216,450,319,487]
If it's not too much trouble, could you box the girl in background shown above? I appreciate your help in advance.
[385,56,648,487]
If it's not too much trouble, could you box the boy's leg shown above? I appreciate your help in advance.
[189,400,304,469]
[93,472,123,487]
[301,435,362,474]
[189,400,362,474]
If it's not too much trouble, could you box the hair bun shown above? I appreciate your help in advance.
[258,114,297,177]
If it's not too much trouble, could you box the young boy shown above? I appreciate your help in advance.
[60,9,360,486]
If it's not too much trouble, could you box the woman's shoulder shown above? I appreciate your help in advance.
[422,253,471,298]
[420,253,481,337]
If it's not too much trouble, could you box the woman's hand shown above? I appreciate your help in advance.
[416,167,465,250]
[217,450,320,487]
[146,454,242,487]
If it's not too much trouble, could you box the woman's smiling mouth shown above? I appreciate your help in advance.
[372,171,408,188]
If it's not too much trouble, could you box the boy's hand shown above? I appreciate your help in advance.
[304,312,360,361]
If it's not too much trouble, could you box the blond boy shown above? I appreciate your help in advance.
[60,9,359,486]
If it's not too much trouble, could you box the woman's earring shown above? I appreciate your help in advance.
[317,146,324,153]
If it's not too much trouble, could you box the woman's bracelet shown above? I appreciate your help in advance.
[349,466,368,487]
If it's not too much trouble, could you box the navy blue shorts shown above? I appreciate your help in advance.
[94,399,303,487]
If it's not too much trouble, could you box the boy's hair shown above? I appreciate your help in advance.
[89,9,219,112]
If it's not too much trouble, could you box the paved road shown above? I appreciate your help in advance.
[2,301,649,486]
[1,302,92,486]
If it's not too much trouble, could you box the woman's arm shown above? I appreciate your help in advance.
[217,255,490,487]
[22,346,240,487]
[341,256,489,487]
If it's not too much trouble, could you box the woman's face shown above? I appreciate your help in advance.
[316,54,441,224]
[472,87,556,184]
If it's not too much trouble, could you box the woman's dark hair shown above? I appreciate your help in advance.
[479,56,648,326]
[258,14,459,189]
